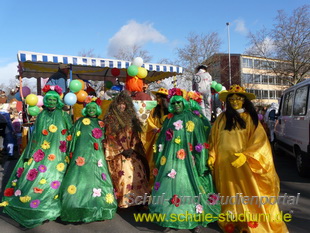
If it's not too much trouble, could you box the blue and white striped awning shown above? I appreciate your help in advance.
[18,51,183,82]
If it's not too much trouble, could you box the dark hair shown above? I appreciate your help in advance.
[224,93,258,131]
[152,94,168,119]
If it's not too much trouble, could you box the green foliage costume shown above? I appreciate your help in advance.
[149,91,220,230]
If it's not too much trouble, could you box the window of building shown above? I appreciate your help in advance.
[242,58,253,68]
[262,90,269,99]
[254,59,261,69]
[293,85,309,116]
[242,73,253,83]
[262,75,269,84]
[275,77,282,85]
[254,89,262,99]
[282,91,294,116]
[268,76,275,85]
[276,90,282,98]
[269,90,276,99]
[254,75,261,84]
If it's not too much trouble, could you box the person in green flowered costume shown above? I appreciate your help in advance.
[149,88,220,233]
[0,85,72,228]
[60,99,117,222]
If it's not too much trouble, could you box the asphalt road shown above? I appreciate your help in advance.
[0,148,309,233]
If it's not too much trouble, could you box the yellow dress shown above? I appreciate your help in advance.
[209,112,289,233]
[141,108,166,188]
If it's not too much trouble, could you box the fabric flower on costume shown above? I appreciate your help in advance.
[76,131,81,136]
[160,156,166,165]
[27,169,38,181]
[167,113,174,119]
[92,128,103,139]
[39,179,47,184]
[203,143,210,149]
[27,158,33,165]
[33,187,44,194]
[165,129,174,141]
[154,182,161,191]
[50,181,61,189]
[59,141,67,152]
[48,154,56,161]
[33,149,45,162]
[16,167,24,178]
[173,120,183,130]
[208,193,219,205]
[56,163,65,172]
[186,121,195,132]
[101,173,107,181]
[61,129,67,135]
[11,179,17,186]
[54,85,63,95]
[38,165,47,173]
[118,170,125,177]
[4,188,14,197]
[30,199,40,208]
[174,136,181,144]
[94,142,99,150]
[167,169,177,178]
[76,157,85,166]
[98,121,104,128]
[98,159,103,167]
[82,118,91,125]
[93,188,102,197]
[153,144,157,153]
[66,135,72,141]
[170,195,181,207]
[193,110,200,116]
[153,168,158,176]
[195,143,203,153]
[14,189,21,196]
[196,204,203,214]
[42,129,48,135]
[248,221,259,228]
[67,185,77,194]
[65,156,70,164]
[158,144,163,152]
[41,140,50,150]
[177,149,186,160]
[20,196,31,203]
[105,193,114,204]
[49,124,58,133]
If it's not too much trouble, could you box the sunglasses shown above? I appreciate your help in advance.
[171,101,182,105]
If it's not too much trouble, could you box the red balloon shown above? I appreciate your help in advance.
[111,68,120,77]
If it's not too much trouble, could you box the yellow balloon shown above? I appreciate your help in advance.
[25,94,38,106]
[137,67,148,79]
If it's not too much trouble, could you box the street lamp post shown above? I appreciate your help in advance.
[226,22,232,86]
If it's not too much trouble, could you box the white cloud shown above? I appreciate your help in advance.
[107,20,167,57]
[234,19,248,35]
[0,62,18,88]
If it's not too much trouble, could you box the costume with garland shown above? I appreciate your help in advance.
[1,107,72,228]
[149,94,220,229]
[60,116,117,222]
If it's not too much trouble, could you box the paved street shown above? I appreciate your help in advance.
[0,149,309,233]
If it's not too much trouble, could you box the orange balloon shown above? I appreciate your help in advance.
[76,90,88,102]
[77,79,86,90]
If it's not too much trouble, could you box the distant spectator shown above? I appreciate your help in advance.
[46,64,70,93]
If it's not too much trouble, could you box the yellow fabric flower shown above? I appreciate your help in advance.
[0,201,9,207]
[41,140,51,150]
[68,185,77,194]
[105,193,114,204]
[39,178,47,184]
[186,121,195,132]
[76,131,81,136]
[56,163,65,172]
[153,144,157,153]
[27,158,33,166]
[160,156,166,166]
[54,195,59,200]
[174,136,181,144]
[49,124,58,133]
[65,156,70,164]
[20,195,31,203]
[82,118,91,125]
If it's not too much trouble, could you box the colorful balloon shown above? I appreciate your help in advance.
[137,67,148,79]
[64,92,77,106]
[76,90,88,103]
[21,86,31,97]
[214,83,223,92]
[25,94,38,106]
[211,81,217,88]
[132,57,143,67]
[105,81,113,89]
[28,105,40,116]
[15,92,22,101]
[77,79,86,90]
[36,95,44,107]
[69,80,82,93]
[127,65,139,77]
[111,68,120,77]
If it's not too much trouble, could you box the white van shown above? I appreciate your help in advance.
[274,79,310,177]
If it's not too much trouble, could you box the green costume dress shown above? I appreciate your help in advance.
[149,110,220,229]
[60,117,117,222]
[1,108,72,228]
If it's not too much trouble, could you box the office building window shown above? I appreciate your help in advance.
[242,73,253,83]
[242,58,253,68]
[262,90,269,99]
[262,75,268,84]
[268,76,275,85]
[254,60,261,69]
[269,90,276,99]
[254,89,262,99]
[254,75,261,84]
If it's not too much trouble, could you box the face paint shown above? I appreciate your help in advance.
[171,101,184,114]
[228,94,245,110]
[46,96,57,109]
[86,104,97,117]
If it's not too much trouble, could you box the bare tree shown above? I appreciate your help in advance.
[112,44,152,63]
[246,5,310,85]
[78,49,100,58]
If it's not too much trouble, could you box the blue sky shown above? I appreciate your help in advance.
[0,0,308,87]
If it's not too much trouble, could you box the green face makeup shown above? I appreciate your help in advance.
[46,96,57,109]
[86,104,97,117]
[172,101,184,114]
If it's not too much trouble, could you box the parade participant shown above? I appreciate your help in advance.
[0,85,73,228]
[103,91,149,208]
[141,87,169,188]
[46,64,70,93]
[149,88,220,233]
[264,102,279,142]
[208,84,288,233]
[60,98,117,222]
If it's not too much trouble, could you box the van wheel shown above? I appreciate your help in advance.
[295,149,309,177]
[272,139,281,156]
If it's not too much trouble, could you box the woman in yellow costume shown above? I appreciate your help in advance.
[208,85,288,233]
[141,87,169,188]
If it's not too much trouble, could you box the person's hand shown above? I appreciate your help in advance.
[231,153,247,168]
[121,149,134,158]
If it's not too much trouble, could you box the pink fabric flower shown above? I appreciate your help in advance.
[154,182,160,191]
[101,173,107,181]
[93,188,102,197]
[167,169,177,179]
[16,167,24,178]
[27,169,38,181]
[38,165,47,173]
[50,181,61,189]
[173,120,183,130]
[193,110,200,116]
[92,128,103,139]
[196,204,203,213]
[98,159,103,167]
[33,149,45,162]
[54,85,63,95]
[208,193,219,205]
[30,199,40,208]
[14,189,21,196]
[59,141,67,153]
[165,128,174,141]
